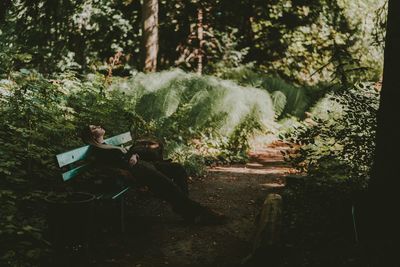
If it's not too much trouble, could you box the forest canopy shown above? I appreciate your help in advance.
[0,0,386,84]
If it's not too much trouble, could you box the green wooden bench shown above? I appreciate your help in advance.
[56,131,133,232]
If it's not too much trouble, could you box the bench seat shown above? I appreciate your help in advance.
[55,131,133,231]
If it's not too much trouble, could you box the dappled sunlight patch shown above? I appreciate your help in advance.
[248,151,285,162]
[259,182,285,189]
[208,165,293,175]
[245,162,264,168]
[248,134,279,150]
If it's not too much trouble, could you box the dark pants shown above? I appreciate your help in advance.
[152,161,189,196]
[127,160,202,220]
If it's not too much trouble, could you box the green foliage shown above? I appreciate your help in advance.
[67,77,138,136]
[0,73,135,265]
[262,76,311,118]
[281,82,379,185]
[163,109,265,169]
[218,65,266,88]
[0,0,141,74]
[271,91,287,118]
[0,0,385,83]
[0,70,76,180]
[222,110,265,162]
[371,0,388,49]
[0,70,143,266]
[116,69,275,136]
[206,27,250,74]
[112,69,276,167]
[0,71,74,266]
[219,66,333,119]
[0,69,278,264]
[0,0,387,263]
[0,190,50,267]
[1,68,273,180]
[164,141,207,177]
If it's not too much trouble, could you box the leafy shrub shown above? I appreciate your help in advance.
[264,78,339,120]
[0,190,50,267]
[66,76,140,136]
[219,66,333,119]
[0,70,74,266]
[110,69,276,165]
[218,64,265,88]
[281,82,379,186]
[271,91,287,118]
[206,27,250,75]
[0,68,276,265]
[0,70,145,266]
[1,68,274,182]
[127,69,275,135]
[164,141,207,177]
[221,110,265,162]
[0,70,76,180]
[163,109,266,171]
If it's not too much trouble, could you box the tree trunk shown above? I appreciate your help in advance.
[142,0,158,72]
[197,7,203,75]
[367,0,400,265]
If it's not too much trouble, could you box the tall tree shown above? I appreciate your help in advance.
[142,0,159,72]
[367,0,399,265]
[196,6,204,74]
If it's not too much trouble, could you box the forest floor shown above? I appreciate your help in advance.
[87,138,293,267]
[76,137,364,267]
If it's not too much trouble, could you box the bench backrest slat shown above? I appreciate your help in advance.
[56,146,91,168]
[62,163,90,182]
[56,131,132,181]
[104,132,132,147]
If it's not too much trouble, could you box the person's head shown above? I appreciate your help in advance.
[79,124,126,153]
[80,124,105,145]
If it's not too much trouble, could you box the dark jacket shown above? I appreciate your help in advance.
[90,146,129,168]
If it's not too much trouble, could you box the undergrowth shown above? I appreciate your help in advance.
[219,65,336,119]
[281,82,379,187]
[0,69,274,265]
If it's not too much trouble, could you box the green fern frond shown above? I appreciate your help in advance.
[114,69,276,137]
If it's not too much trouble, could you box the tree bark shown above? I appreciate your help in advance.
[369,0,400,215]
[197,7,203,75]
[367,0,400,264]
[142,0,159,72]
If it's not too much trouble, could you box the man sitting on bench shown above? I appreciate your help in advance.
[80,124,227,225]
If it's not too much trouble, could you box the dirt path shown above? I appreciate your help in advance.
[92,140,293,267]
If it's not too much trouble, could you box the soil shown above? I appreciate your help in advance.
[87,140,294,267]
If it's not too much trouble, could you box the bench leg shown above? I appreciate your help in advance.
[120,196,125,233]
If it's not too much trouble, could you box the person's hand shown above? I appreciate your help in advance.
[128,153,139,167]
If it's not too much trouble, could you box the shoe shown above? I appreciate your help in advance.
[192,207,227,225]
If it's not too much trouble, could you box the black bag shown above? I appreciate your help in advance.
[128,139,164,162]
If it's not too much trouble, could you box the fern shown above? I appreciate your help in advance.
[218,65,339,119]
[261,76,309,119]
[113,69,276,136]
[271,90,287,118]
